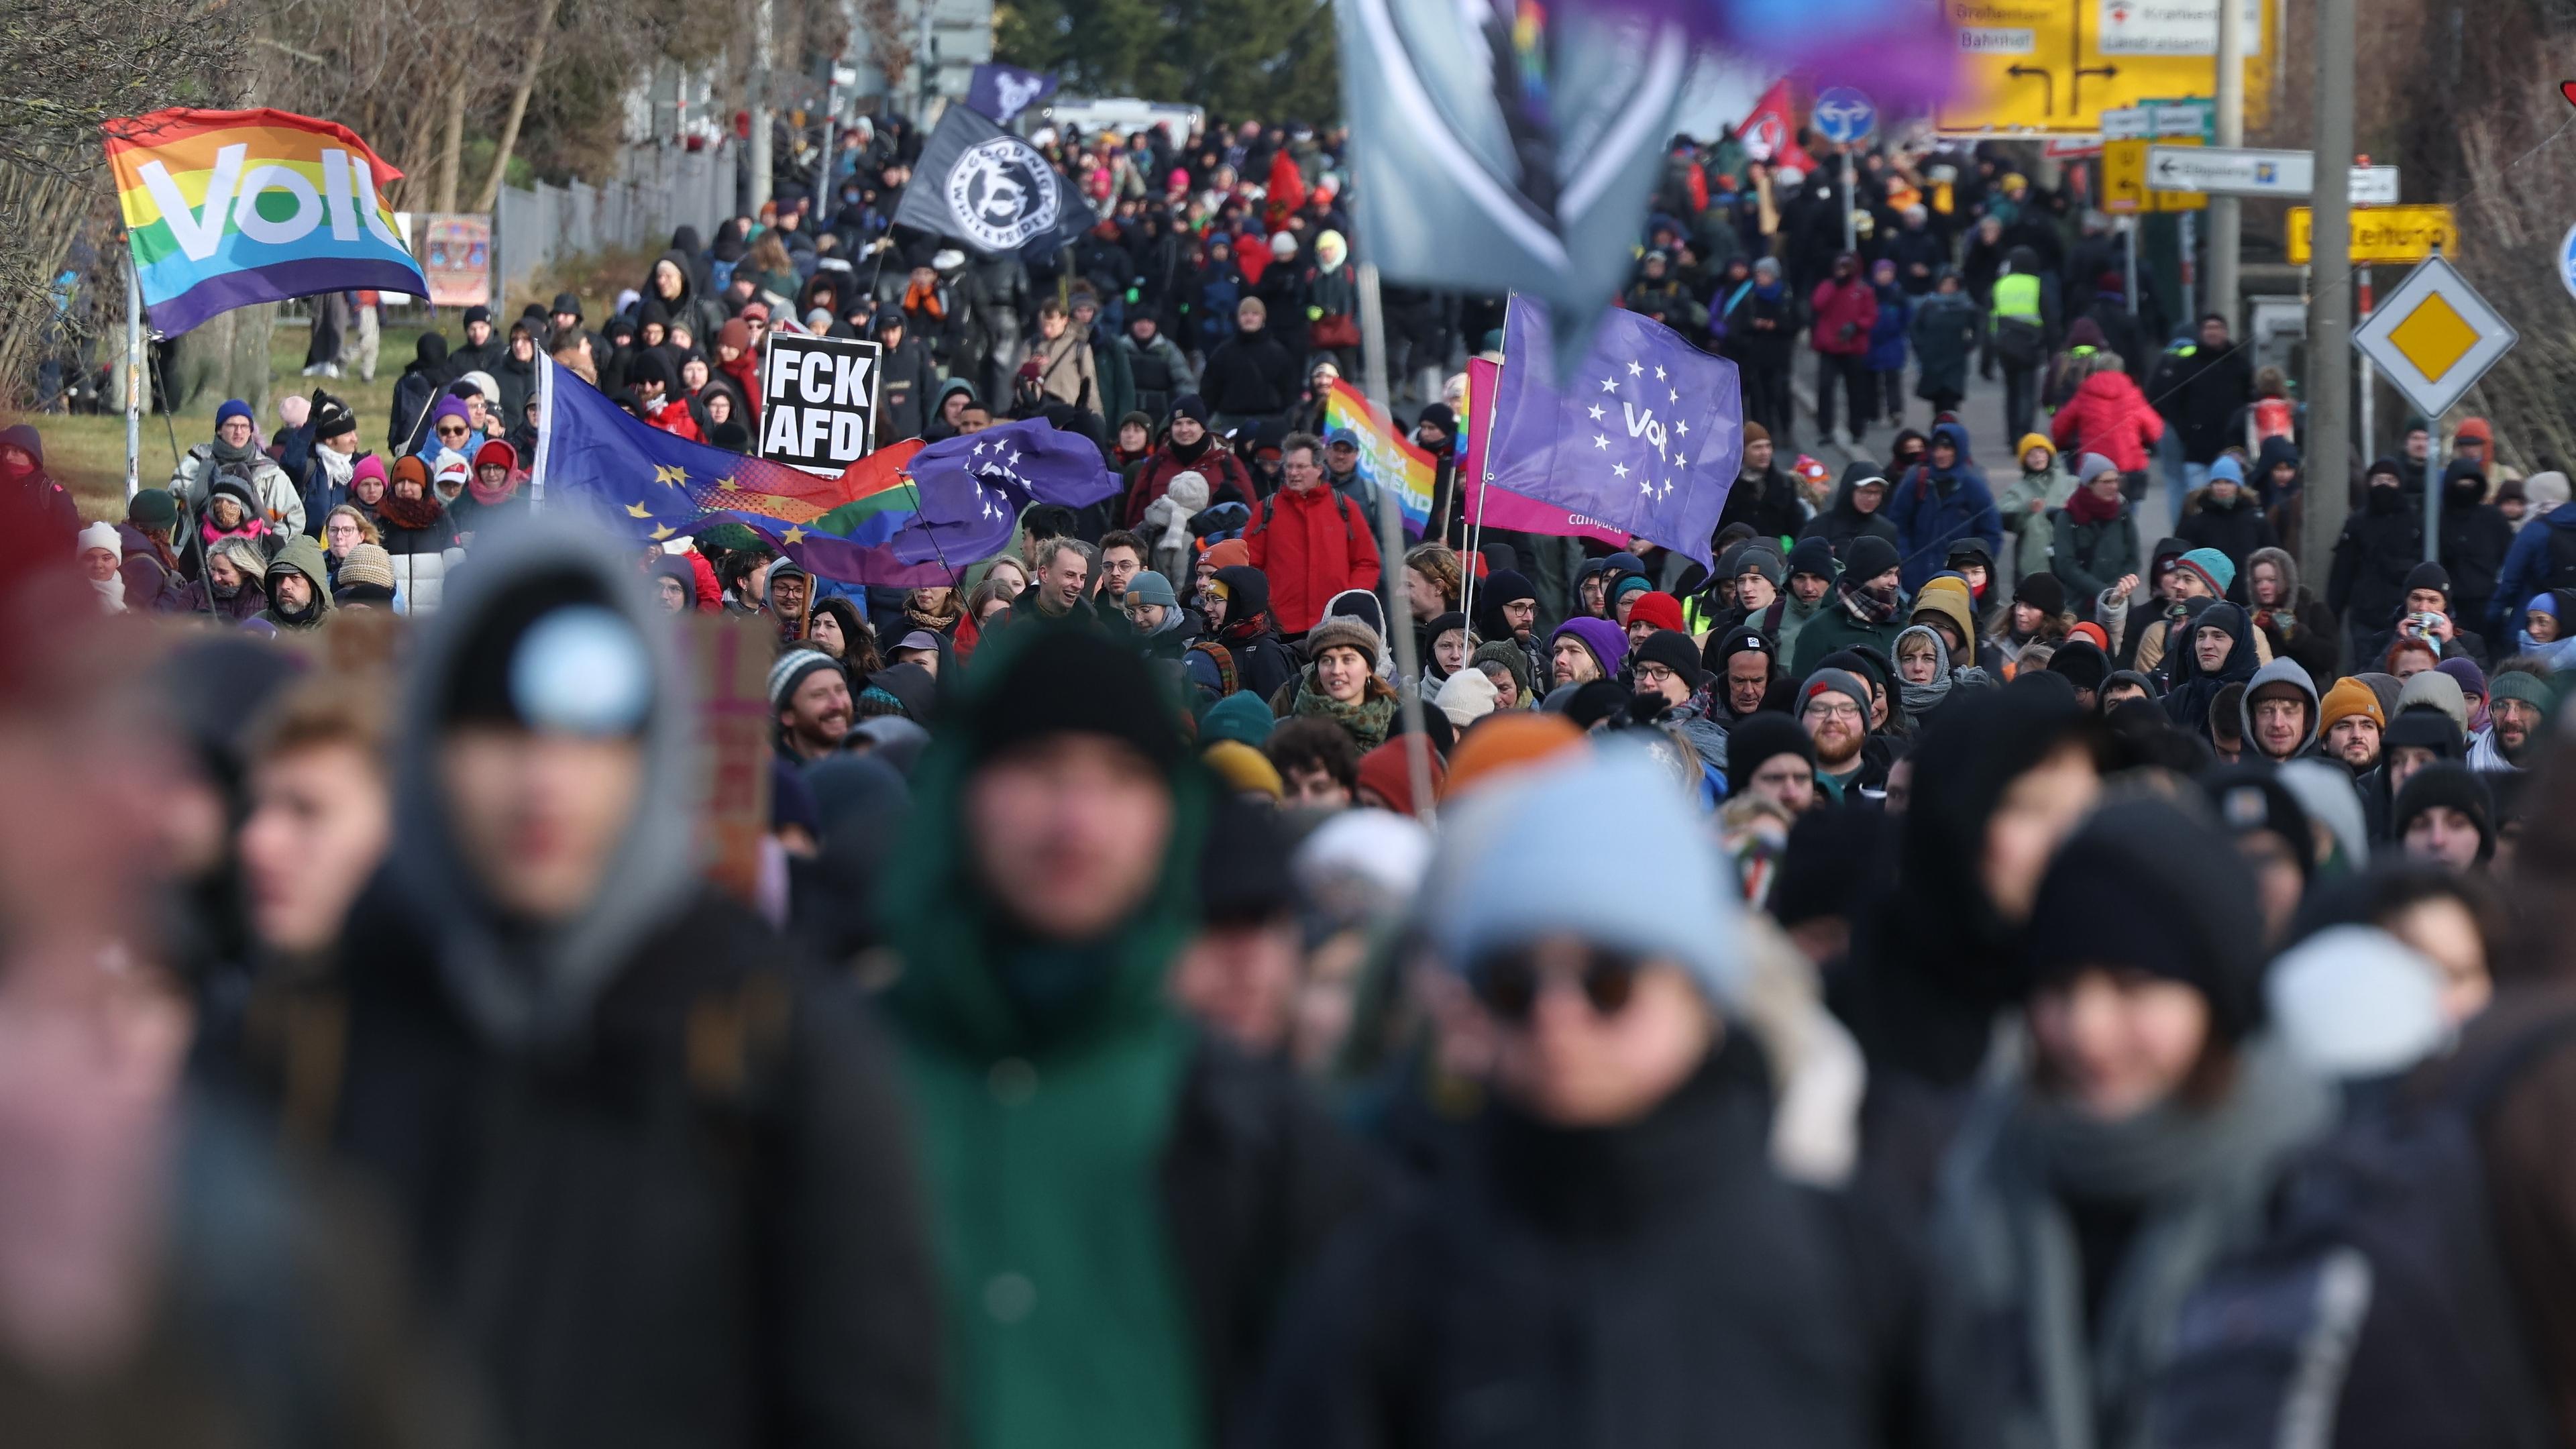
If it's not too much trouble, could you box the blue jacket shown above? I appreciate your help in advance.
[2490,500,2576,639]
[1888,423,2003,591]
[1865,282,1911,372]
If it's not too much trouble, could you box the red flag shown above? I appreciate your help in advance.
[1266,149,1307,224]
[1739,80,1818,174]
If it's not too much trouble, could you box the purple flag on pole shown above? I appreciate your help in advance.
[1484,300,1744,568]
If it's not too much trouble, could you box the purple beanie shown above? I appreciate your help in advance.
[1550,616,1629,678]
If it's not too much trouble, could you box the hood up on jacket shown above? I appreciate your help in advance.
[2239,655,2321,758]
[2244,545,2304,612]
[384,513,699,1049]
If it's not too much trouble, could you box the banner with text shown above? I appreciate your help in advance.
[1320,379,1435,539]
[758,334,882,478]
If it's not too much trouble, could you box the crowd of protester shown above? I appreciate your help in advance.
[8,99,2576,1449]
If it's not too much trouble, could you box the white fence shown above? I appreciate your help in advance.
[494,144,737,302]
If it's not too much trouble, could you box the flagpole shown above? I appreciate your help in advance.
[1358,260,1433,818]
[124,254,143,502]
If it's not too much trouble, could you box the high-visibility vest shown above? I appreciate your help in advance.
[1992,272,2042,323]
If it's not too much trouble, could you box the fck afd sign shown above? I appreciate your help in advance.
[759,334,883,477]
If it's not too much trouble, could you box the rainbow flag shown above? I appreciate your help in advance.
[1321,380,1436,539]
[103,107,429,337]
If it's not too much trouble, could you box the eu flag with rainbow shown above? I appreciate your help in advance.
[529,358,1118,586]
[103,107,430,337]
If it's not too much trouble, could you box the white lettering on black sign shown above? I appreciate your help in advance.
[757,334,883,476]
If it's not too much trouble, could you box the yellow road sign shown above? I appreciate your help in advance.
[2351,254,2516,419]
[1937,0,2275,136]
[2286,205,2459,266]
[2102,138,2208,215]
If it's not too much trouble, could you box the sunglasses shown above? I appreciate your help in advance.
[1469,945,1642,1021]
[437,423,469,435]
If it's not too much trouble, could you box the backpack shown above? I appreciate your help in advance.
[2544,523,2576,594]
[2150,1008,2576,1449]
[1251,488,1364,549]
[1992,314,2047,370]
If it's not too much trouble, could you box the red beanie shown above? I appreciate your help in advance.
[1626,590,1686,633]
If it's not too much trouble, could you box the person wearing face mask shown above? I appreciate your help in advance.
[1923,796,2333,1449]
[2330,458,2428,672]
[1250,746,1918,1449]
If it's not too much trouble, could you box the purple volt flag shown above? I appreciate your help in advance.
[965,63,1059,124]
[1484,299,1743,568]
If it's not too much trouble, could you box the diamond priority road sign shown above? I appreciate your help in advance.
[2351,254,2517,421]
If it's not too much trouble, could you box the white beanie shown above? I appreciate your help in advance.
[76,521,122,559]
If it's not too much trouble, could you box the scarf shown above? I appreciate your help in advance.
[209,433,259,470]
[90,572,126,613]
[315,445,355,490]
[1839,577,1901,625]
[468,469,521,507]
[900,278,944,319]
[379,490,445,531]
[1292,670,1397,750]
[906,591,962,635]
[1166,431,1212,465]
[2065,484,2124,527]
[1897,625,1955,716]
[1931,1042,2332,1449]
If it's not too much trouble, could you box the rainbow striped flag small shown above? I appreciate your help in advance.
[103,107,429,337]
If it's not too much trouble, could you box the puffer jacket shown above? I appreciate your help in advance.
[2048,368,2163,473]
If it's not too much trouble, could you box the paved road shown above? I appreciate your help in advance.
[1789,341,2175,587]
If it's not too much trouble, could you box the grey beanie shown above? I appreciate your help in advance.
[1124,570,1179,608]
[2077,453,2121,483]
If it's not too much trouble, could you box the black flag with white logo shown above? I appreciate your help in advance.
[893,104,1097,258]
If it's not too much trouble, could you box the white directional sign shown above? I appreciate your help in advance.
[2147,145,2313,195]
[2351,254,2517,421]
[2145,146,2400,201]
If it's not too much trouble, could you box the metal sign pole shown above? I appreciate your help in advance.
[1841,148,1857,254]
[1357,260,1432,818]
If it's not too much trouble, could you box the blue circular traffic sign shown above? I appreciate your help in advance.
[1814,88,1876,146]
[2559,219,2576,305]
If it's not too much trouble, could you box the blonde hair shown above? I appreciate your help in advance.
[323,504,380,547]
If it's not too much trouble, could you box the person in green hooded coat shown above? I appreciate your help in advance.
[877,623,1373,1449]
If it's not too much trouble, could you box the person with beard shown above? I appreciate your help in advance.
[1797,667,1888,801]
[1474,568,1549,687]
[1201,564,1299,702]
[1922,796,2332,1449]
[2329,457,2428,668]
[1790,535,1907,678]
[1250,747,1915,1449]
[2162,600,2261,741]
[1123,395,1254,527]
[1799,462,1902,560]
[2472,669,2549,773]
[258,535,334,632]
[1745,536,1837,659]
[771,649,854,763]
[2318,676,2385,780]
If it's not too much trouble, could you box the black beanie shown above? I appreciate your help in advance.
[2014,572,2067,617]
[1786,534,1839,583]
[967,625,1179,769]
[1564,680,1631,729]
[1771,807,1891,927]
[2047,639,2111,693]
[1725,711,1815,784]
[2025,796,2266,1042]
[1703,624,1775,673]
[2401,559,2452,603]
[2202,763,2316,881]
[1843,534,1901,583]
[2391,762,2493,863]
[1631,629,1703,688]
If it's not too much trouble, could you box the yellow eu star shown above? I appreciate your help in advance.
[625,500,651,519]
[714,475,740,491]
[649,524,675,541]
[781,525,808,546]
[653,464,687,486]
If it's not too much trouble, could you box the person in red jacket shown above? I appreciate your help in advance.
[629,353,704,443]
[1246,431,1381,637]
[1809,253,1879,449]
[2050,353,2164,501]
[1120,395,1256,528]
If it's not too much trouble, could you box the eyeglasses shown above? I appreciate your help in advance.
[1634,662,1679,686]
[1470,945,1642,1021]
[1804,700,1864,723]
